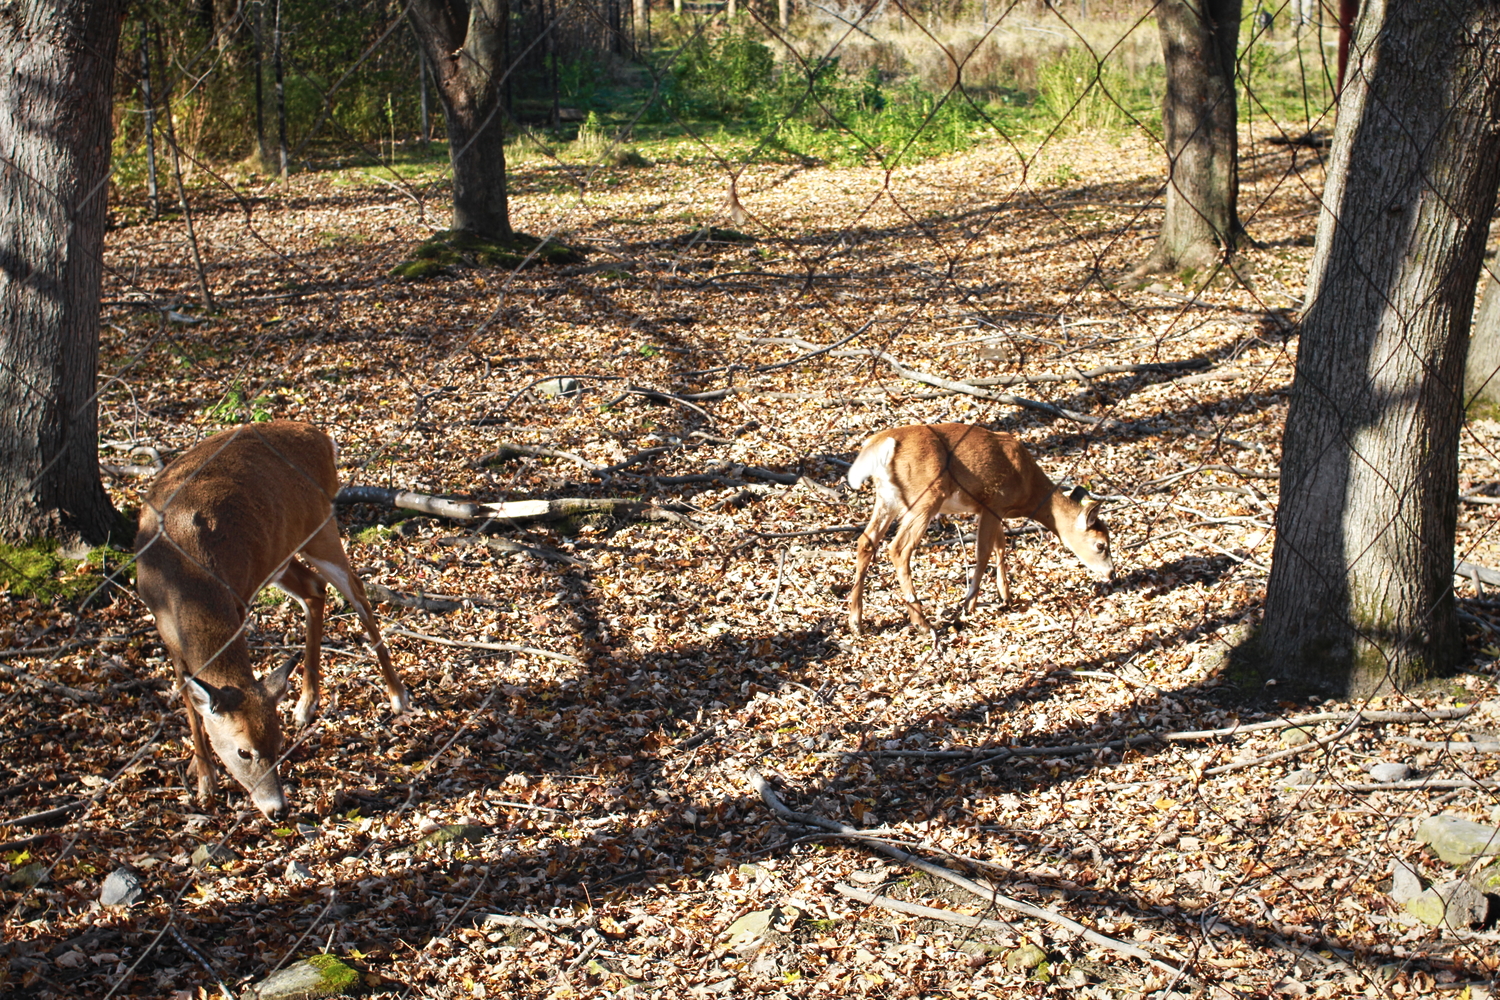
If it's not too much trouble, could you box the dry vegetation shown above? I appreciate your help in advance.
[3,108,1500,999]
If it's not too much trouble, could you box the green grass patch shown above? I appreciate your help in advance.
[205,383,274,424]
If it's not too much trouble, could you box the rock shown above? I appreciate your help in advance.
[1404,878,1489,930]
[284,860,313,882]
[192,843,240,870]
[413,824,488,851]
[6,862,47,889]
[1470,860,1500,894]
[724,908,775,950]
[1005,943,1048,971]
[1280,727,1315,747]
[1281,769,1319,788]
[414,824,489,851]
[1369,762,1412,783]
[1389,860,1424,904]
[100,867,144,906]
[536,377,581,399]
[1417,814,1500,865]
[242,954,360,999]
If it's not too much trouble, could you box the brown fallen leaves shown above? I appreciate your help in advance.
[1,124,1499,1000]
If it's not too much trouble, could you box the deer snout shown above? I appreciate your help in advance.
[248,777,289,820]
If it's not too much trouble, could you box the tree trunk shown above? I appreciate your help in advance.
[1464,272,1500,406]
[408,0,512,240]
[0,0,124,545]
[139,20,160,220]
[1137,0,1242,276]
[1257,1,1500,696]
[273,0,288,178]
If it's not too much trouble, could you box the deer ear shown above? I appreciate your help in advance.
[1079,495,1106,529]
[184,675,243,717]
[1068,485,1088,504]
[261,653,299,702]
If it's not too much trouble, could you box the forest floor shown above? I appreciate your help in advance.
[4,126,1500,999]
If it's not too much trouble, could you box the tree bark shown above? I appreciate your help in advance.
[1137,0,1242,276]
[1464,271,1500,406]
[408,0,512,240]
[0,0,124,545]
[1257,1,1500,696]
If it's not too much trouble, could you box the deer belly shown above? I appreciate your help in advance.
[940,491,985,516]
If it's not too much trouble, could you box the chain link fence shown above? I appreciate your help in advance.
[4,0,1500,996]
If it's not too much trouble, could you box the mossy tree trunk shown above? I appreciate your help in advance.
[0,0,124,545]
[1137,0,1243,276]
[1258,0,1500,696]
[408,0,512,240]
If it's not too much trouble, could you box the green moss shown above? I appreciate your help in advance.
[0,541,128,606]
[388,230,583,281]
[1467,399,1500,422]
[354,524,397,544]
[305,953,360,992]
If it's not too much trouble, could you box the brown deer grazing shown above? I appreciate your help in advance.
[135,421,409,818]
[845,423,1113,635]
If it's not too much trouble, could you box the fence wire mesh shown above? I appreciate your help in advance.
[3,0,1500,997]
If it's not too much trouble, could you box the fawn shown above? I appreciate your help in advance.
[135,421,409,818]
[846,423,1113,634]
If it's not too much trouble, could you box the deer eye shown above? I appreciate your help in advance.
[238,748,253,761]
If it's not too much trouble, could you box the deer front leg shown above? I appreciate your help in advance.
[275,559,327,727]
[178,679,219,803]
[964,514,1002,615]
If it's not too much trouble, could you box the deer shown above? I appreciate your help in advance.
[134,420,410,819]
[845,423,1113,635]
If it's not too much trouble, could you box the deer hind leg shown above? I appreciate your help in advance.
[273,557,327,727]
[300,522,410,714]
[964,513,1005,615]
[849,499,899,635]
[888,505,939,634]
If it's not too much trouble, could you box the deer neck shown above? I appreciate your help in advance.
[1031,485,1075,538]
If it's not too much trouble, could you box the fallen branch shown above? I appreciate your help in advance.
[826,347,1101,424]
[1388,736,1500,753]
[966,359,1211,388]
[1457,561,1500,587]
[835,882,1018,934]
[745,768,1187,978]
[1205,713,1366,776]
[364,584,463,614]
[385,627,581,664]
[337,488,648,527]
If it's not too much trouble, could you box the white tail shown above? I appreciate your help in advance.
[845,423,1113,634]
[135,421,409,818]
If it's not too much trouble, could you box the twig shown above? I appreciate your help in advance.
[826,347,1101,424]
[1,799,90,828]
[478,912,575,931]
[834,882,1019,934]
[767,548,789,615]
[0,632,145,662]
[1204,712,1366,776]
[752,525,864,539]
[385,627,581,664]
[744,768,1188,979]
[436,536,591,567]
[1456,561,1500,587]
[0,665,102,703]
[1324,778,1500,792]
[169,924,233,1000]
[1139,464,1281,489]
[470,443,595,470]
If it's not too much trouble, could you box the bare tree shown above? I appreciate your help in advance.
[408,0,513,240]
[1136,0,1243,276]
[0,0,125,545]
[1255,0,1500,695]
